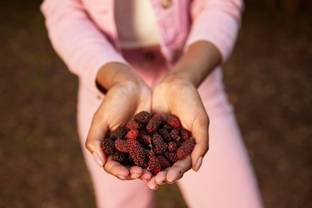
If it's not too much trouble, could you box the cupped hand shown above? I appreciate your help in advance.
[85,63,152,181]
[147,75,209,189]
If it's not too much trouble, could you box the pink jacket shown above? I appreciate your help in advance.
[41,0,243,95]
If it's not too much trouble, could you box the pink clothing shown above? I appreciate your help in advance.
[41,0,243,97]
[41,0,263,207]
[77,49,262,208]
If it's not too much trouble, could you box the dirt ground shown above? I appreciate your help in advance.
[0,1,311,208]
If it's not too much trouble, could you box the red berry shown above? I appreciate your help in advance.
[115,138,128,153]
[127,139,148,168]
[180,128,191,140]
[162,123,172,131]
[147,153,161,175]
[152,133,167,155]
[146,113,163,133]
[126,120,141,130]
[101,136,115,155]
[157,155,170,169]
[101,111,195,170]
[141,135,152,145]
[167,142,177,152]
[164,152,177,164]
[176,139,196,160]
[170,129,181,141]
[159,128,171,142]
[112,152,128,165]
[134,111,152,124]
[125,129,139,140]
[166,114,181,128]
[111,126,128,139]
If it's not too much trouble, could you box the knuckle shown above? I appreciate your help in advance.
[85,140,93,152]
[103,164,111,174]
[104,160,114,173]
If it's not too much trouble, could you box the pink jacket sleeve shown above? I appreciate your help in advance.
[41,0,128,95]
[186,0,244,62]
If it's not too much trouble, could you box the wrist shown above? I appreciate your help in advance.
[163,70,195,86]
[161,72,195,89]
[168,41,221,87]
[96,62,143,91]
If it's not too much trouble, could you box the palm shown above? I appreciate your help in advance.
[152,80,205,132]
[146,79,209,189]
[86,81,152,180]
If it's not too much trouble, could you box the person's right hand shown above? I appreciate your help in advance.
[85,63,152,181]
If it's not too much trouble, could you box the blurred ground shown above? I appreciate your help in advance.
[0,1,311,208]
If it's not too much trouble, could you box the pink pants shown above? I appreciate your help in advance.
[76,48,263,208]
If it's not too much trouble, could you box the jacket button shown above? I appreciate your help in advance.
[161,0,172,9]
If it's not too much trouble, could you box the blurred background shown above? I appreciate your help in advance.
[1,0,311,207]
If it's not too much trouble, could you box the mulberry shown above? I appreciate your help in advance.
[166,114,181,128]
[159,128,171,142]
[115,138,128,153]
[146,113,163,133]
[164,152,177,164]
[110,126,128,139]
[147,153,161,175]
[170,129,181,141]
[134,111,152,124]
[180,128,191,140]
[167,141,177,152]
[125,129,139,140]
[112,152,128,165]
[152,133,167,154]
[157,155,170,169]
[126,120,141,130]
[101,136,115,155]
[127,139,148,168]
[100,111,196,175]
[176,139,196,160]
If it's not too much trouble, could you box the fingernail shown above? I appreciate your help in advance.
[167,176,175,183]
[142,174,150,180]
[117,175,126,180]
[92,152,104,167]
[150,184,158,190]
[155,178,162,184]
[131,173,140,179]
[194,157,203,171]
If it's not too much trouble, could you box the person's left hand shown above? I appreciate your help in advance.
[146,75,209,189]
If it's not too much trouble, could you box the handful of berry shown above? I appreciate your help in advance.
[101,111,195,175]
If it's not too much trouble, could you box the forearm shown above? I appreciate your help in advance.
[96,62,144,92]
[41,0,128,95]
[166,41,222,87]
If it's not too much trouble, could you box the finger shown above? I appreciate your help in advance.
[191,113,209,171]
[166,156,192,183]
[147,177,159,190]
[104,157,129,180]
[141,170,152,182]
[154,170,167,185]
[130,166,144,179]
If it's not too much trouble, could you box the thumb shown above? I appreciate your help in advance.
[190,113,209,171]
[85,113,108,167]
